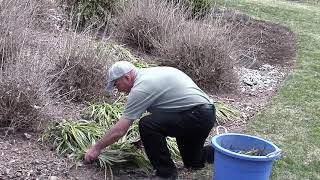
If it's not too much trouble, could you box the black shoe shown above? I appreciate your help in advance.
[203,145,214,163]
[145,173,178,180]
[149,175,177,180]
[142,169,178,180]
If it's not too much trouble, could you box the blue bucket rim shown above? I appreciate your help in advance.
[211,133,281,161]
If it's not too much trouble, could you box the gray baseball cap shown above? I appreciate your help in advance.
[106,61,136,92]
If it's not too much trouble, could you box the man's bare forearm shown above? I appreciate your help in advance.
[94,127,123,150]
[94,119,133,150]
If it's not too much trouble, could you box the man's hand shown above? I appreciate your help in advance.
[85,145,101,162]
[84,119,133,162]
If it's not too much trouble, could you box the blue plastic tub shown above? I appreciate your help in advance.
[211,133,281,180]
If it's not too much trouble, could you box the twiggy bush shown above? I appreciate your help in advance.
[113,0,243,92]
[0,28,20,68]
[0,49,55,132]
[48,34,111,103]
[113,0,185,53]
[47,37,148,103]
[0,80,39,131]
[0,0,31,67]
[0,0,64,131]
[0,0,62,68]
[0,0,62,31]
[158,17,240,92]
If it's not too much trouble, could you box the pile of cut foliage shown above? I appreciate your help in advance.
[40,95,179,176]
[41,94,240,175]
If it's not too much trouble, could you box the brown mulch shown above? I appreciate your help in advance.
[0,15,297,180]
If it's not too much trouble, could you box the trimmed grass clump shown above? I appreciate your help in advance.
[0,0,64,132]
[0,29,20,68]
[49,55,106,103]
[0,80,41,131]
[48,36,112,103]
[47,36,146,103]
[159,18,241,92]
[113,0,185,53]
[0,0,31,68]
[0,0,62,69]
[0,50,55,132]
[0,0,62,32]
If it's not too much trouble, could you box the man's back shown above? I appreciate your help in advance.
[122,66,211,120]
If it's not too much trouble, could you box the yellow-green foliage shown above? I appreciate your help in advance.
[41,94,240,171]
[214,100,241,125]
[103,43,156,68]
[40,96,151,176]
[103,43,138,62]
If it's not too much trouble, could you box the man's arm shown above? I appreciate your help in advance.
[84,118,133,162]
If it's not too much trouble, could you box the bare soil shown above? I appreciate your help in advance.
[0,18,296,180]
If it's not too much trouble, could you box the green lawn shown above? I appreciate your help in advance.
[214,0,320,179]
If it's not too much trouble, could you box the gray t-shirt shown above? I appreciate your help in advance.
[121,67,212,121]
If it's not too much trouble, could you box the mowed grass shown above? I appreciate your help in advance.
[212,0,320,179]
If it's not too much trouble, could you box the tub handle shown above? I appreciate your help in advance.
[266,149,282,157]
[216,126,228,135]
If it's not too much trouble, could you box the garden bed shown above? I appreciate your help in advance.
[0,1,296,179]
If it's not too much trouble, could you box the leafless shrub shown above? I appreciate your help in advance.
[0,0,63,31]
[0,29,116,131]
[47,33,112,103]
[0,80,40,131]
[112,0,251,92]
[0,0,63,69]
[157,12,244,92]
[112,0,186,53]
[0,0,97,131]
[0,1,26,68]
[0,0,59,131]
[0,47,55,132]
[0,29,19,68]
[0,0,120,131]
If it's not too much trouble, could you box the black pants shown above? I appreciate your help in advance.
[139,104,216,178]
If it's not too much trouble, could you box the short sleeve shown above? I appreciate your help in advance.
[121,90,155,121]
